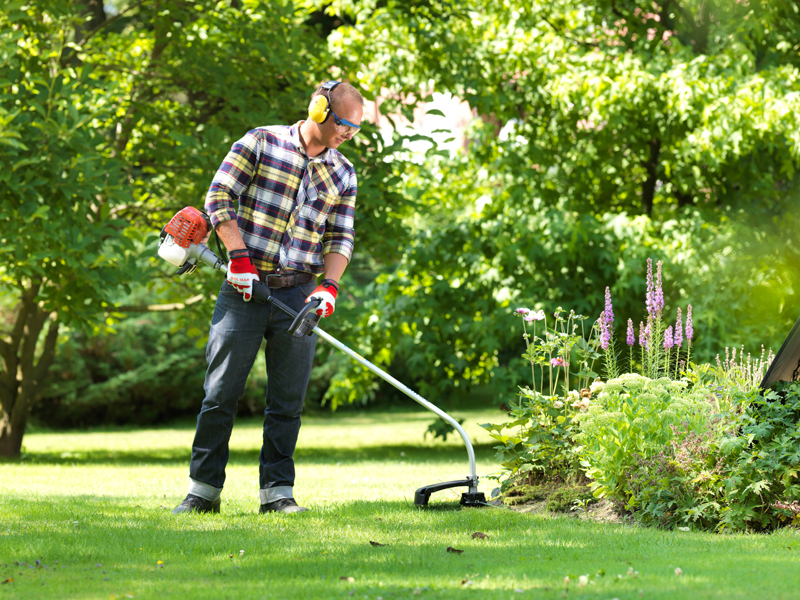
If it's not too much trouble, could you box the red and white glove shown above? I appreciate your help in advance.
[226,249,259,302]
[305,279,339,317]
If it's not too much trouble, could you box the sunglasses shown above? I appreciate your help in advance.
[329,108,361,137]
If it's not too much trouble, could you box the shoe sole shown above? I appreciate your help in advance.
[172,503,221,515]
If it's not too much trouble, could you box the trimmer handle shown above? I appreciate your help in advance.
[249,281,320,337]
[289,300,322,337]
[251,280,271,305]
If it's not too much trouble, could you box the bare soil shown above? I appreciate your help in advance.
[507,498,628,524]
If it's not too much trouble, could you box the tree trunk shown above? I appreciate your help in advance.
[75,0,107,44]
[641,138,661,217]
[0,405,27,457]
[0,287,59,458]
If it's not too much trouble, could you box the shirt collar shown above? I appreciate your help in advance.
[291,122,337,166]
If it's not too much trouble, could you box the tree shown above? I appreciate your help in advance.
[0,2,141,456]
[0,0,426,448]
[316,0,800,405]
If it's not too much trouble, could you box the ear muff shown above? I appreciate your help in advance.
[309,95,330,124]
[308,80,341,124]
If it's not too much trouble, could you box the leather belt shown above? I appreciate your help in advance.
[261,271,315,289]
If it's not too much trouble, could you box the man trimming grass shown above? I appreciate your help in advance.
[173,80,364,515]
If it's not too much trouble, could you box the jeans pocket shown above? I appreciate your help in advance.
[220,280,241,297]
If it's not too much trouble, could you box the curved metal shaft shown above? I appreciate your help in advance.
[313,327,477,483]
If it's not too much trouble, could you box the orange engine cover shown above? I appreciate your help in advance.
[164,207,209,249]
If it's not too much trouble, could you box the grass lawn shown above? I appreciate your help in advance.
[2,405,800,600]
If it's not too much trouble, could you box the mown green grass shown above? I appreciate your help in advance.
[2,406,800,600]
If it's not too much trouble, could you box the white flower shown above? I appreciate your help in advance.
[578,575,589,587]
[553,400,564,409]
[590,381,605,394]
[674,568,683,576]
[567,390,580,402]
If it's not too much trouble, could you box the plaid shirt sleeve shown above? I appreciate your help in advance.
[322,167,357,260]
[204,132,259,227]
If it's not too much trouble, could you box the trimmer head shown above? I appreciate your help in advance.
[414,478,486,507]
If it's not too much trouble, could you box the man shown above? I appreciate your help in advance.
[173,80,363,514]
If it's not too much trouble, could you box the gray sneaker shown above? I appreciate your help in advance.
[260,498,308,514]
[172,494,221,514]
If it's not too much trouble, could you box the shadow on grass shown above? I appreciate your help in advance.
[6,442,497,466]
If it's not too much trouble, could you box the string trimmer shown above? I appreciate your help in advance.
[158,207,487,507]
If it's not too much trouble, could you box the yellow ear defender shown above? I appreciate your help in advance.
[308,80,341,124]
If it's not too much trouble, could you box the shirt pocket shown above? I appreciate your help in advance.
[300,190,336,227]
[297,194,330,245]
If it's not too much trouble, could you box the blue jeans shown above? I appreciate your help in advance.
[188,279,318,500]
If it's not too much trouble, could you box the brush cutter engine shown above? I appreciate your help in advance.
[157,207,321,335]
[158,207,225,275]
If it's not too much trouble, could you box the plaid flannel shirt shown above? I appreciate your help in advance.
[204,123,356,275]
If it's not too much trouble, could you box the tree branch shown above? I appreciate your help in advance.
[61,0,147,67]
[33,316,60,386]
[111,294,206,313]
[641,138,662,216]
[541,14,599,48]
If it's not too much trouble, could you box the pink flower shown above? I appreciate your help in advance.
[514,308,530,316]
[524,310,545,323]
[551,357,566,367]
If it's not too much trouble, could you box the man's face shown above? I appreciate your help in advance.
[319,95,364,150]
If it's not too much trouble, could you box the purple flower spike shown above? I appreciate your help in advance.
[686,305,693,341]
[626,319,635,346]
[655,261,664,316]
[604,287,614,329]
[674,308,683,348]
[639,321,648,349]
[645,258,654,317]
[664,326,674,350]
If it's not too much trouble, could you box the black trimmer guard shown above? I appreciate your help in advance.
[414,478,487,507]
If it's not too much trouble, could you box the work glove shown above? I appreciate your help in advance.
[305,279,339,317]
[227,248,259,302]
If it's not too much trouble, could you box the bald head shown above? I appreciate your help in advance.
[312,81,364,113]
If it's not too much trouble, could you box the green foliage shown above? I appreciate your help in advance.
[330,206,688,408]
[482,386,595,488]
[0,5,142,323]
[516,308,601,398]
[575,374,716,504]
[318,0,800,412]
[33,314,206,428]
[0,0,427,442]
[423,417,464,442]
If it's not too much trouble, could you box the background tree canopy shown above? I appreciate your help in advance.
[2,0,799,454]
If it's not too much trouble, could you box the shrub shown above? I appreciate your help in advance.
[575,374,717,506]
[482,307,601,488]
